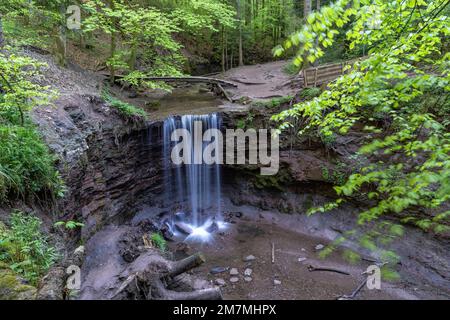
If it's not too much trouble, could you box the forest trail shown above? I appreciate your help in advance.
[220,60,301,101]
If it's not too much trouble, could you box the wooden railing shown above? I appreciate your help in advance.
[301,57,366,87]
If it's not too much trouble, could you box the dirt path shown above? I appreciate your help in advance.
[220,60,300,101]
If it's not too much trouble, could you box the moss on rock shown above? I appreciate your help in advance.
[0,263,37,300]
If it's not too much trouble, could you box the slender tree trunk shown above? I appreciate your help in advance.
[0,15,4,50]
[128,42,138,71]
[238,0,244,66]
[109,0,117,84]
[313,0,321,67]
[303,0,312,68]
[221,26,226,72]
[304,0,312,19]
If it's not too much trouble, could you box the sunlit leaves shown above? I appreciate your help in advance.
[273,0,450,241]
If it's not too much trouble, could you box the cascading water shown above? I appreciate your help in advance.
[163,113,226,242]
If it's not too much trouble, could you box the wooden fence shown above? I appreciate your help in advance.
[301,57,366,88]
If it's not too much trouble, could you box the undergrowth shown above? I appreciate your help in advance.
[0,211,58,285]
[102,89,148,120]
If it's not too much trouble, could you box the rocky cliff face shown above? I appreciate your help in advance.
[34,93,166,239]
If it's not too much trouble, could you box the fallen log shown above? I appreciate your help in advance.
[152,279,223,300]
[168,253,206,278]
[100,73,238,88]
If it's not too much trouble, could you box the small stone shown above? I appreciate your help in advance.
[230,277,239,283]
[244,277,252,282]
[315,244,325,251]
[298,257,307,263]
[244,255,256,262]
[210,267,229,275]
[274,280,281,285]
[215,278,226,286]
[301,248,306,252]
[244,268,253,277]
[229,268,239,276]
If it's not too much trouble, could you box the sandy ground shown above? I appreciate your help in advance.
[179,212,420,300]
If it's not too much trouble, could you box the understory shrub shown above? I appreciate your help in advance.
[0,211,58,285]
[0,125,64,203]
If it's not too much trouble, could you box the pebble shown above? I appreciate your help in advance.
[315,244,325,251]
[301,248,306,252]
[230,277,239,283]
[244,268,253,277]
[229,268,239,276]
[210,267,228,275]
[298,257,307,263]
[244,277,252,282]
[274,280,281,285]
[215,278,226,286]
[244,255,256,262]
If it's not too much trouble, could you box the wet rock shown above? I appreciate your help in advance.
[315,244,325,251]
[210,267,229,275]
[71,246,85,266]
[244,277,252,282]
[230,277,239,283]
[206,222,219,233]
[298,257,307,263]
[274,280,281,285]
[230,268,239,276]
[244,268,253,277]
[215,278,226,286]
[36,267,66,300]
[0,263,36,300]
[244,255,256,262]
[175,222,194,235]
[175,243,191,256]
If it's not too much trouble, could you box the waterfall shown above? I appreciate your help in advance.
[163,114,222,229]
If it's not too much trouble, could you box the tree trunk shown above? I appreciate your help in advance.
[109,0,117,84]
[54,27,67,66]
[237,0,244,66]
[128,42,138,71]
[304,0,312,19]
[0,15,4,50]
[221,26,225,72]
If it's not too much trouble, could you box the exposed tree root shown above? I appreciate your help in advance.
[111,251,221,301]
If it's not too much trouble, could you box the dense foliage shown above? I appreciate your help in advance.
[273,0,450,248]
[0,211,58,285]
[0,52,63,204]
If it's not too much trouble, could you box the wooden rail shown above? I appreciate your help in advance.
[301,57,366,88]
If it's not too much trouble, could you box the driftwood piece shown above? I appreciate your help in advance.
[337,278,366,300]
[152,279,223,300]
[308,265,350,276]
[271,242,275,264]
